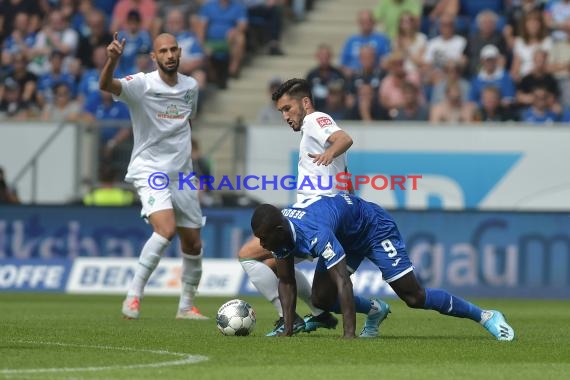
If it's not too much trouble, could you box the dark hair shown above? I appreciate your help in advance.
[251,203,282,233]
[271,78,313,103]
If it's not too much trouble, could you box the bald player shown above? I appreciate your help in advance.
[100,32,208,321]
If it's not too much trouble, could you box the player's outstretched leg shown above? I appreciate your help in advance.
[391,273,514,341]
[122,232,170,319]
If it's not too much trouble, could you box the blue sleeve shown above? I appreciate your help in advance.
[314,232,346,270]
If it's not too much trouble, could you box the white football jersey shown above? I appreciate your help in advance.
[297,111,348,200]
[114,71,199,182]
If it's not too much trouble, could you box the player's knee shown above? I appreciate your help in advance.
[180,239,202,256]
[154,225,176,240]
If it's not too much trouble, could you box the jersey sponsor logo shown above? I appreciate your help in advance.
[316,116,333,128]
[321,242,335,260]
[157,104,185,119]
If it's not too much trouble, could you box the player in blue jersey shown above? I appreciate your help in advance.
[251,193,515,340]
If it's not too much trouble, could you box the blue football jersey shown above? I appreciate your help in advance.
[276,193,406,273]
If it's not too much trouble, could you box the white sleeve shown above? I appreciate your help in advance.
[308,114,342,147]
[114,72,146,104]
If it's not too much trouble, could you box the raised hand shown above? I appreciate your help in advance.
[106,32,126,61]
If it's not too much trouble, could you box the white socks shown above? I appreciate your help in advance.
[240,259,324,317]
[178,251,203,311]
[241,259,283,316]
[294,268,324,316]
[127,232,170,298]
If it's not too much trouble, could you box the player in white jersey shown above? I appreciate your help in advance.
[100,33,207,320]
[238,78,357,336]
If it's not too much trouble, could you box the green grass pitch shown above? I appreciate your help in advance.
[1,294,568,379]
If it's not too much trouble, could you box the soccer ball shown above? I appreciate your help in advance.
[216,299,256,336]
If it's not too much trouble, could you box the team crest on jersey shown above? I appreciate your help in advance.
[321,242,335,260]
[157,104,184,119]
[316,116,333,128]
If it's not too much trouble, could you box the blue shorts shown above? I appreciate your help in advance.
[315,213,414,283]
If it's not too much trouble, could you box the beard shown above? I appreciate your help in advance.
[157,59,179,74]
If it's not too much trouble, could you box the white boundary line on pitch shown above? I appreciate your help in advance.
[1,340,208,375]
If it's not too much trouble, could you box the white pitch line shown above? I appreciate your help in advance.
[1,340,208,375]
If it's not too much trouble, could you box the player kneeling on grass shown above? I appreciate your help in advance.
[251,193,515,340]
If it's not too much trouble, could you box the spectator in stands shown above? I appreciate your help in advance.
[544,0,570,42]
[430,81,476,123]
[37,51,77,108]
[197,0,248,79]
[510,10,552,83]
[117,10,152,76]
[0,166,20,204]
[430,59,470,105]
[1,12,37,67]
[379,50,423,112]
[156,0,201,22]
[421,0,459,37]
[76,9,114,69]
[504,0,544,49]
[346,45,383,112]
[457,0,504,33]
[69,0,97,39]
[392,81,429,121]
[110,0,158,37]
[516,49,561,110]
[93,0,120,19]
[28,9,79,76]
[373,0,421,42]
[339,9,391,77]
[475,86,519,122]
[462,10,508,78]
[243,0,285,55]
[82,90,132,163]
[0,0,43,44]
[257,77,283,124]
[40,82,81,122]
[393,11,427,75]
[469,45,516,106]
[321,80,350,121]
[78,45,114,105]
[163,9,207,90]
[544,0,570,108]
[520,86,560,123]
[422,13,467,85]
[0,52,38,112]
[83,164,135,206]
[305,44,346,111]
[134,50,154,73]
[0,78,31,120]
[347,82,390,121]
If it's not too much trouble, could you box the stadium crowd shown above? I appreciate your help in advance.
[3,0,570,125]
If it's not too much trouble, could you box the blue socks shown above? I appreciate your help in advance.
[424,288,482,322]
[330,295,372,314]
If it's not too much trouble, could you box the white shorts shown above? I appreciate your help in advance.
[133,178,203,228]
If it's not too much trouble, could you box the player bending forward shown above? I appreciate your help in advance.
[239,78,390,337]
[252,193,515,341]
[100,33,207,320]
